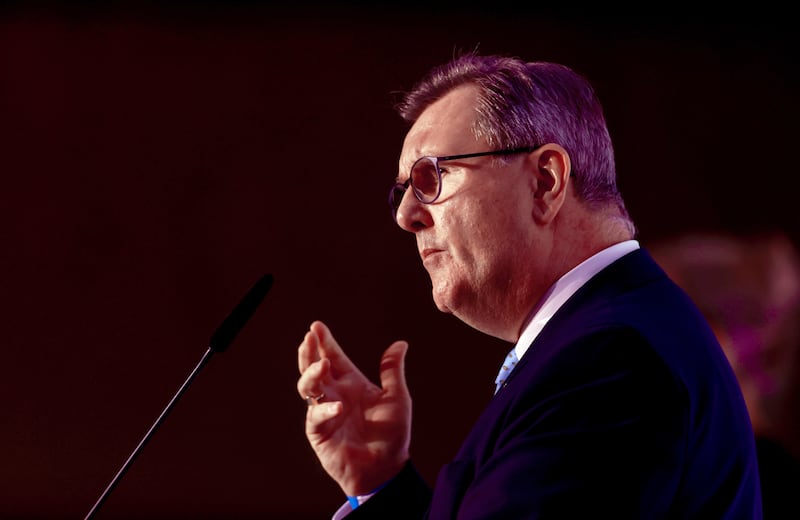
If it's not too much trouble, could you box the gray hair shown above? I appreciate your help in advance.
[396,52,632,223]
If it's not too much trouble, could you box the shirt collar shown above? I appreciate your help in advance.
[515,240,640,359]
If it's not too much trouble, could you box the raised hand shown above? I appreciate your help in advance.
[297,320,412,496]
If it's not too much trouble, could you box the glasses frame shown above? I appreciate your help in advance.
[389,145,540,221]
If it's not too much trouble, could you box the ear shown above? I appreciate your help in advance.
[530,144,571,225]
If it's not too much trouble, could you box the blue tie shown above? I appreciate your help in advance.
[494,348,519,394]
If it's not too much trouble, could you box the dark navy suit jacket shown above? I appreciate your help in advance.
[348,248,762,519]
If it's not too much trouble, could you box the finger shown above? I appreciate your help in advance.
[297,356,331,400]
[379,340,410,399]
[310,320,359,375]
[305,400,343,434]
[298,326,321,374]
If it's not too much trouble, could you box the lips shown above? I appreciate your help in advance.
[420,248,443,260]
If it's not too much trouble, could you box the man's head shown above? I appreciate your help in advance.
[391,53,635,341]
[395,53,629,214]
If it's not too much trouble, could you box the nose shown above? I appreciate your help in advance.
[395,188,432,233]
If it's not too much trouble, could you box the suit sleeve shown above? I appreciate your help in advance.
[345,460,432,519]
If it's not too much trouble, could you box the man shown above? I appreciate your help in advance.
[297,52,762,518]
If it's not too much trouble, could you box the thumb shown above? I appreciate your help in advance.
[379,340,410,399]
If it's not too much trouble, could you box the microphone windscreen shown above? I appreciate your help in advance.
[209,273,274,352]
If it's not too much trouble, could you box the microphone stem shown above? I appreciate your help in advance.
[84,346,215,520]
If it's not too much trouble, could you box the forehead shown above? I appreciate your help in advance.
[399,85,483,168]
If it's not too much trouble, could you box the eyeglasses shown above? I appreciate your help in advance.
[388,146,539,221]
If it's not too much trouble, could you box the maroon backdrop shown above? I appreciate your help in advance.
[1,4,797,518]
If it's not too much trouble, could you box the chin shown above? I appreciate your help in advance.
[432,294,453,314]
[430,286,454,314]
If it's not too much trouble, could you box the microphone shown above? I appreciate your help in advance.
[83,273,274,520]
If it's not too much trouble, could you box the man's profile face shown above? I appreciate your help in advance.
[396,85,537,334]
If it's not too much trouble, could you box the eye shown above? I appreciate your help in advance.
[410,159,440,200]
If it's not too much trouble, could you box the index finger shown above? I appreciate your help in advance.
[298,324,321,374]
[298,320,357,376]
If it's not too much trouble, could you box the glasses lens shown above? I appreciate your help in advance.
[411,157,440,203]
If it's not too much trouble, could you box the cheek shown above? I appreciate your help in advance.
[461,195,528,249]
[437,204,481,265]
[435,180,531,265]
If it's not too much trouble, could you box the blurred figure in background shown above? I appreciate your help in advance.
[651,230,800,519]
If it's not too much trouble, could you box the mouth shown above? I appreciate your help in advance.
[420,248,443,260]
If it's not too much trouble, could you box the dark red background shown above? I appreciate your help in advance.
[1,3,797,518]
